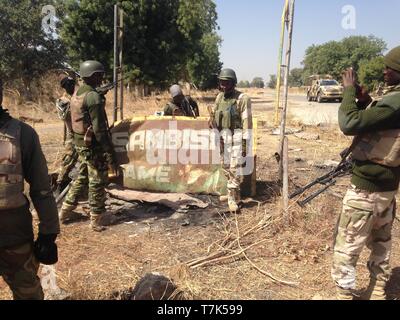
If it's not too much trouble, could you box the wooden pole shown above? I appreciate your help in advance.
[279,0,295,216]
[113,4,119,124]
[282,136,289,214]
[119,7,124,121]
[274,0,289,127]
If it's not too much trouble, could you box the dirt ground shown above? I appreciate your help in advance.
[1,88,400,300]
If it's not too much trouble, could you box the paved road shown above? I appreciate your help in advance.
[252,92,340,126]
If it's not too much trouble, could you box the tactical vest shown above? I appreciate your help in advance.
[70,91,91,135]
[214,92,244,130]
[0,119,27,209]
[352,86,400,167]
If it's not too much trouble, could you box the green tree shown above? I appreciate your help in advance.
[288,68,304,87]
[251,77,264,88]
[267,75,277,89]
[237,80,250,88]
[302,36,386,81]
[358,57,385,92]
[0,0,66,99]
[61,0,221,89]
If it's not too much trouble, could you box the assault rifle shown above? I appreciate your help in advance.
[289,148,354,207]
[96,75,130,95]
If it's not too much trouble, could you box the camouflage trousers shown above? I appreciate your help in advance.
[56,139,78,186]
[0,242,44,300]
[332,185,397,290]
[220,142,241,193]
[64,146,109,214]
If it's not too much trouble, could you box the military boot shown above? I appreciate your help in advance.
[336,287,354,300]
[362,279,387,300]
[227,189,239,213]
[90,213,107,232]
[59,203,80,224]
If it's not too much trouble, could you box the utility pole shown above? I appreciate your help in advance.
[277,0,295,216]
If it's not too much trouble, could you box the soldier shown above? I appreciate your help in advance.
[211,68,253,212]
[0,77,59,299]
[164,84,199,117]
[54,76,78,195]
[59,61,118,232]
[332,46,400,300]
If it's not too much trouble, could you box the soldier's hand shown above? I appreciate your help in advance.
[355,84,372,104]
[34,233,58,265]
[342,68,357,88]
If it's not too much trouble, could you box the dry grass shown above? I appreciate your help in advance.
[1,87,400,301]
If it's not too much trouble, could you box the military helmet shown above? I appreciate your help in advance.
[169,84,183,98]
[384,46,400,73]
[218,68,237,84]
[80,60,105,78]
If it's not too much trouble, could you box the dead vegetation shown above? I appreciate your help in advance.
[1,87,400,300]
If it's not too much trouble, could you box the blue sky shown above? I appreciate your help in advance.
[215,0,400,82]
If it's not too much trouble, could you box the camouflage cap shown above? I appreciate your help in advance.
[169,84,183,98]
[80,60,105,78]
[384,46,400,73]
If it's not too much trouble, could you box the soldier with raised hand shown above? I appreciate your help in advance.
[332,46,400,300]
[54,76,78,195]
[211,68,253,213]
[59,61,118,232]
[164,84,199,117]
[0,77,59,300]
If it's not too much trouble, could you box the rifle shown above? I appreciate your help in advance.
[96,75,130,95]
[289,159,352,207]
[289,135,362,207]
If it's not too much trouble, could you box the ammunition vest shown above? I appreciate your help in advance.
[352,87,400,167]
[0,119,27,209]
[70,91,91,135]
[214,92,244,131]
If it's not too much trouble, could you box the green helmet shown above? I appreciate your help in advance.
[80,60,105,78]
[218,68,237,84]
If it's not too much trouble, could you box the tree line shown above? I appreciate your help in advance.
[0,0,222,99]
[266,35,387,91]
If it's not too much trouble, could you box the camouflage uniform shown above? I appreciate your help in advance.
[333,48,400,299]
[332,186,396,291]
[55,92,78,189]
[0,243,43,300]
[61,80,115,230]
[213,89,253,210]
[0,103,60,300]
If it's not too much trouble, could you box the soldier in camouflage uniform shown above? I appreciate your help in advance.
[59,61,118,232]
[211,69,253,212]
[0,78,59,300]
[332,46,400,300]
[164,84,199,117]
[55,76,78,194]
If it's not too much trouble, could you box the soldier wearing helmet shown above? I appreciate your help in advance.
[164,84,199,117]
[54,75,78,195]
[211,68,253,213]
[0,77,60,299]
[59,60,118,232]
